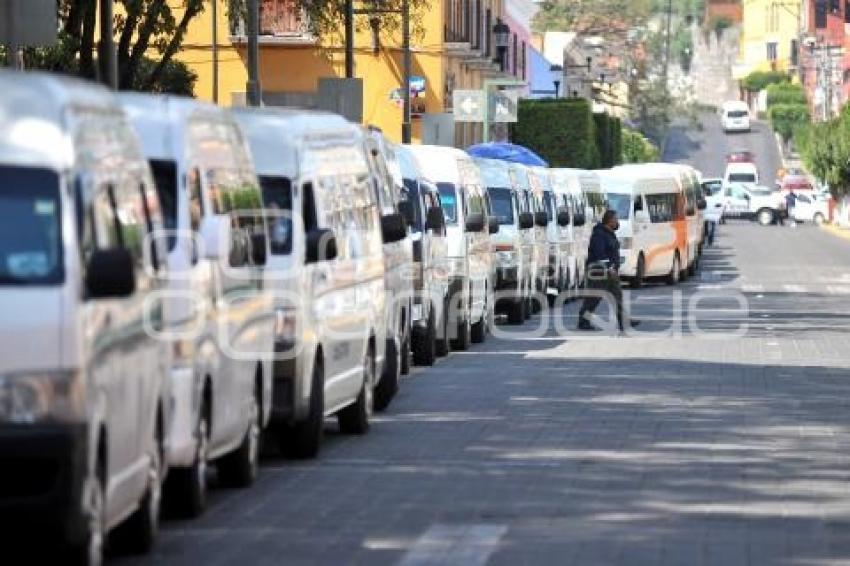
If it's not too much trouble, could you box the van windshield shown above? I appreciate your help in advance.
[487,187,514,225]
[607,193,632,220]
[436,183,459,225]
[403,178,424,232]
[728,173,756,183]
[260,176,293,255]
[727,110,749,118]
[0,166,63,285]
[149,159,178,251]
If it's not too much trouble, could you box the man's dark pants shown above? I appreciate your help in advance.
[578,265,625,331]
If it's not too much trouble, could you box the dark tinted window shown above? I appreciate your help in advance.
[260,176,293,255]
[403,178,424,232]
[437,183,459,224]
[607,193,632,220]
[729,173,757,183]
[149,159,178,251]
[487,187,514,225]
[727,110,749,118]
[0,166,63,285]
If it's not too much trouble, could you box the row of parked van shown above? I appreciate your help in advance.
[0,71,707,565]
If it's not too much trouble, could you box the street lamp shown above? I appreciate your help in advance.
[550,64,563,97]
[493,19,510,71]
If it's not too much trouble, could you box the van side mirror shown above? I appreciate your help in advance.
[306,228,337,263]
[686,205,696,216]
[518,212,534,230]
[697,198,707,211]
[398,200,416,227]
[557,210,571,227]
[465,213,485,233]
[573,213,587,227]
[200,215,232,260]
[425,206,445,232]
[86,248,135,298]
[250,233,267,265]
[534,211,548,227]
[381,212,408,243]
[488,217,500,234]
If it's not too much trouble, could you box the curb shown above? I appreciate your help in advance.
[821,223,850,241]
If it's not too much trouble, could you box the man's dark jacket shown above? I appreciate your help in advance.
[587,223,620,270]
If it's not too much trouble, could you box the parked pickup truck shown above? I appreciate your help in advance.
[720,183,786,225]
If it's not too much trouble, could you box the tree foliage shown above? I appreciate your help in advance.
[797,108,850,197]
[622,128,659,163]
[768,104,809,143]
[765,83,807,107]
[741,70,789,93]
[532,0,651,34]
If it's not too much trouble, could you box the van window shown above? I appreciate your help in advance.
[187,167,204,234]
[634,195,644,213]
[0,166,63,285]
[403,178,424,232]
[207,167,264,267]
[437,183,459,224]
[487,187,514,225]
[466,187,485,217]
[543,191,555,221]
[726,110,748,118]
[728,173,756,183]
[149,159,178,251]
[260,176,293,255]
[607,193,632,220]
[586,192,607,221]
[646,193,683,223]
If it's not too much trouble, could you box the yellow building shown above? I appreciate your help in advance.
[172,0,525,145]
[736,0,800,79]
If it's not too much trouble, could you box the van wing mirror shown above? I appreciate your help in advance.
[573,213,587,227]
[86,248,135,298]
[697,198,707,211]
[306,228,337,263]
[200,215,232,260]
[518,212,534,230]
[557,210,571,227]
[425,206,445,232]
[381,212,408,243]
[250,232,267,265]
[534,211,548,227]
[465,212,485,233]
[488,217,500,234]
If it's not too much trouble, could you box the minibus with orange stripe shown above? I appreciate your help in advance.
[597,169,688,288]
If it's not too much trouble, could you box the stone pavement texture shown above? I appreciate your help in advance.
[109,117,850,566]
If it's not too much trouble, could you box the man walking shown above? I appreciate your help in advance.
[577,210,638,332]
[785,189,797,227]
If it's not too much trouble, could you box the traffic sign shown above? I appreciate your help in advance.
[490,90,519,123]
[453,90,486,122]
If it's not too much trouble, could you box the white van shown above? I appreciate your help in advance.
[363,130,414,410]
[532,167,571,299]
[598,169,689,287]
[724,162,759,186]
[0,72,170,562]
[234,108,388,459]
[121,94,273,516]
[475,158,534,324]
[512,164,550,312]
[721,101,751,133]
[408,145,492,348]
[550,169,594,292]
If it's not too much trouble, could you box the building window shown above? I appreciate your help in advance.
[259,0,305,35]
[816,0,828,28]
[512,33,518,75]
[767,41,778,61]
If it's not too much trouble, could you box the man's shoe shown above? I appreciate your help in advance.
[629,319,641,328]
[577,320,601,331]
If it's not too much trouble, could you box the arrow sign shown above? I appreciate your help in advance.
[453,90,486,122]
[490,90,519,123]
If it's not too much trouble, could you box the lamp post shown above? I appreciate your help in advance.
[493,19,510,72]
[246,0,261,106]
[562,56,592,99]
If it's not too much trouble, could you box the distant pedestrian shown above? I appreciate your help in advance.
[703,201,724,246]
[785,190,798,227]
[577,210,639,332]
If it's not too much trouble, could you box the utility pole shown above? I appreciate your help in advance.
[246,0,261,106]
[345,0,354,78]
[212,0,219,103]
[401,0,411,143]
[99,0,117,88]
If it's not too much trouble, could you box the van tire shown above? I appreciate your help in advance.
[452,316,471,351]
[667,254,681,286]
[632,255,646,289]
[338,346,374,434]
[280,358,323,459]
[400,323,411,375]
[166,410,209,517]
[70,453,106,566]
[757,208,775,226]
[218,386,260,487]
[471,312,486,344]
[814,213,825,225]
[435,305,450,357]
[374,338,399,412]
[412,312,437,366]
[688,255,698,277]
[507,298,525,325]
[116,425,162,554]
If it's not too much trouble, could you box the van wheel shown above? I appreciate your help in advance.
[70,461,106,566]
[412,311,437,366]
[452,316,471,351]
[218,387,260,487]
[667,254,681,286]
[688,254,699,277]
[117,430,162,554]
[757,208,775,226]
[374,337,399,412]
[814,213,825,225]
[400,328,411,375]
[166,411,209,517]
[471,312,486,344]
[632,255,646,289]
[507,298,525,325]
[435,305,450,357]
[280,358,323,459]
[338,346,374,434]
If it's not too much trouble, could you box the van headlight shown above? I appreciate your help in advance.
[274,307,297,343]
[0,370,85,424]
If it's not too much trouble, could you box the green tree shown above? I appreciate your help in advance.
[741,70,789,93]
[798,109,850,197]
[622,129,659,163]
[768,104,810,144]
[765,83,807,107]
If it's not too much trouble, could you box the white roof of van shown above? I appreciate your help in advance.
[232,107,357,178]
[598,169,682,195]
[405,144,468,184]
[0,71,121,169]
[473,157,512,188]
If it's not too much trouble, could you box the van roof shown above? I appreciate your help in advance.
[598,169,682,195]
[405,145,468,184]
[0,71,122,169]
[473,157,513,188]
[550,168,601,192]
[725,162,758,172]
[232,107,357,178]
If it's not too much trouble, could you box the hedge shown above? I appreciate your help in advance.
[741,70,789,93]
[512,98,600,169]
[622,129,660,163]
[766,83,807,107]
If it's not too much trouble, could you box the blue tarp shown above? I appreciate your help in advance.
[466,142,549,167]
